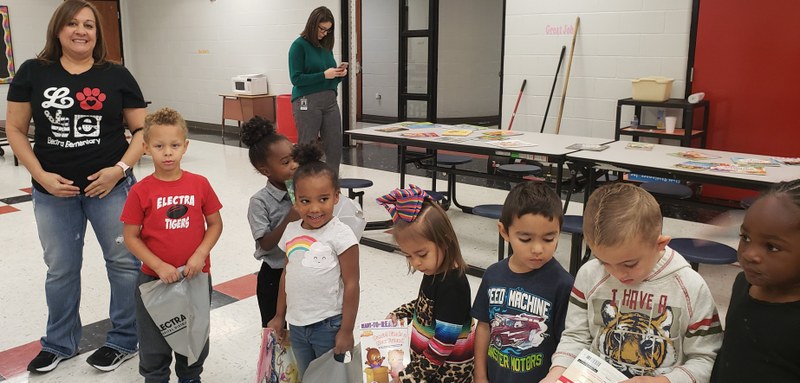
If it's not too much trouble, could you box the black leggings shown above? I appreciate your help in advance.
[256,262,284,327]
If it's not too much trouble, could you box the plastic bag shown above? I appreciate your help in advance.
[303,347,362,383]
[256,328,276,383]
[334,198,367,239]
[138,270,210,365]
[255,328,300,383]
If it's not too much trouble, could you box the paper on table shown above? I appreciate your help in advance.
[487,140,537,148]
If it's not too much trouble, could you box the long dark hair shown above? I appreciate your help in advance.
[300,6,335,50]
[38,0,108,64]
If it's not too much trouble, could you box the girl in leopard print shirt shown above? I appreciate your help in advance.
[378,186,475,383]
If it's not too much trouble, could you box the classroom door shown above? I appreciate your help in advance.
[691,0,800,199]
[88,0,123,64]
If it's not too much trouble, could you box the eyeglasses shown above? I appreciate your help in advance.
[318,25,333,34]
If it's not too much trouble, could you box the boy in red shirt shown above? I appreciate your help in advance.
[121,107,223,383]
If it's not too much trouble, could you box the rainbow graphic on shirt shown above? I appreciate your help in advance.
[286,235,316,258]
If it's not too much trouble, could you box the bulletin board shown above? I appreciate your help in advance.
[0,5,15,84]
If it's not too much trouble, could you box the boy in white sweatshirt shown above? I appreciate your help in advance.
[541,183,722,383]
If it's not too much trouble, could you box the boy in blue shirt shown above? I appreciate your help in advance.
[471,181,574,382]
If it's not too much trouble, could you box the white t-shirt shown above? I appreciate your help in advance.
[278,217,358,326]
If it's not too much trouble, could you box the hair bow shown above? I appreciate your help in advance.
[376,184,431,223]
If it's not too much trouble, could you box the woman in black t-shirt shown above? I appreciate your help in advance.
[5,0,146,374]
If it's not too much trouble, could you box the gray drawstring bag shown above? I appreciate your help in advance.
[139,269,210,365]
[334,198,367,240]
[302,347,362,383]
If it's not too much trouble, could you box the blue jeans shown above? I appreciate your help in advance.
[289,314,342,379]
[32,176,141,357]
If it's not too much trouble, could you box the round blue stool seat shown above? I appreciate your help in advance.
[497,163,542,176]
[424,190,446,202]
[641,182,693,199]
[339,178,373,189]
[472,204,503,219]
[669,238,738,267]
[562,215,583,234]
[437,154,472,166]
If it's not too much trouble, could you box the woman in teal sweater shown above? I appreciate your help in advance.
[288,6,347,175]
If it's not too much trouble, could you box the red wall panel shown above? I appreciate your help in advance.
[693,1,800,199]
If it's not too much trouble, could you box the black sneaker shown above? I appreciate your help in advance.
[27,350,70,373]
[86,346,136,372]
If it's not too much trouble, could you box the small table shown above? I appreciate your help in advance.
[219,93,276,146]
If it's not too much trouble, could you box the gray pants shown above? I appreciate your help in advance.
[135,272,212,383]
[292,90,342,175]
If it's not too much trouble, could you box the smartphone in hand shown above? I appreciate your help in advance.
[339,62,349,69]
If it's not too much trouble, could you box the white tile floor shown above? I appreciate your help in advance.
[0,137,741,382]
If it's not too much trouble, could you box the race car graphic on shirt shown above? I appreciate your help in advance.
[490,312,548,350]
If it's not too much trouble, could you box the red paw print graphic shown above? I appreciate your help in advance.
[76,87,106,111]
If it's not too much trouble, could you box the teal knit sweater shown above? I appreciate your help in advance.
[288,36,342,102]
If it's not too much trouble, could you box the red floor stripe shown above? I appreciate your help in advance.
[213,273,257,301]
[0,273,259,379]
[0,205,20,214]
[0,341,40,379]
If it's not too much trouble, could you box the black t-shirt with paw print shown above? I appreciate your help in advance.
[8,59,146,194]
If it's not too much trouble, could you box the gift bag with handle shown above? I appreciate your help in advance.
[334,197,367,239]
[255,328,300,383]
[138,269,210,365]
[302,347,362,383]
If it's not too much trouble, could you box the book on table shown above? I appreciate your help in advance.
[772,156,800,165]
[482,130,523,137]
[669,150,721,160]
[433,136,471,143]
[625,142,654,151]
[400,132,439,138]
[709,163,767,175]
[452,123,489,131]
[487,139,537,148]
[730,156,780,167]
[442,129,474,136]
[566,143,610,151]
[405,122,433,129]
[375,126,409,133]
[674,161,715,171]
